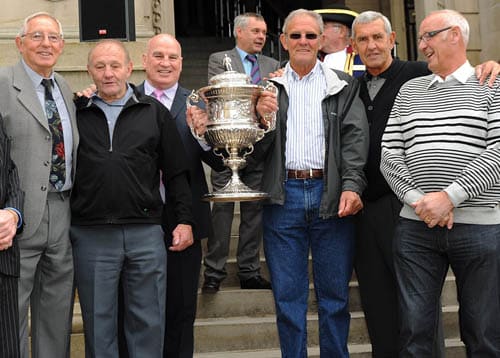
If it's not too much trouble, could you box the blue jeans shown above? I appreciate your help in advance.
[394,218,500,357]
[263,179,354,358]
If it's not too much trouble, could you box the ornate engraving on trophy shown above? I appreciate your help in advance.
[187,55,276,201]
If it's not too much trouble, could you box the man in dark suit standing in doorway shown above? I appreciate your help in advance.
[203,12,279,293]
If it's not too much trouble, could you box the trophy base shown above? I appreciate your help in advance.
[203,182,269,202]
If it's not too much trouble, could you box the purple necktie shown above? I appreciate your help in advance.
[246,54,261,84]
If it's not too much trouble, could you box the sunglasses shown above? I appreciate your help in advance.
[287,33,319,40]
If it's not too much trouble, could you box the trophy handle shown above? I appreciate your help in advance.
[186,90,208,143]
[261,82,278,133]
[242,144,255,159]
[212,148,226,158]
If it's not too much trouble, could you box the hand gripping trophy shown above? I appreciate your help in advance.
[187,55,277,202]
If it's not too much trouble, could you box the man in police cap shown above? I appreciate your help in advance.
[314,2,365,77]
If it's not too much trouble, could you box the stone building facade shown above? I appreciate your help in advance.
[0,0,497,91]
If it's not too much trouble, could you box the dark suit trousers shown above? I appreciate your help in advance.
[354,193,401,357]
[0,271,20,358]
[204,164,263,281]
[164,239,202,358]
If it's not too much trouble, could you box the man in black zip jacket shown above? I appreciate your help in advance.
[71,39,193,358]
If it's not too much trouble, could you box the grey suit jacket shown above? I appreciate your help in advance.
[208,47,280,83]
[0,61,79,238]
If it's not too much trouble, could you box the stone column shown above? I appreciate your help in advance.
[478,0,500,62]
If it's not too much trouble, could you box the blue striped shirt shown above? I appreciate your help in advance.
[284,61,327,170]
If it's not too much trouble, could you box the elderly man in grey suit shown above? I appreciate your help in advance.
[202,12,280,293]
[0,12,78,358]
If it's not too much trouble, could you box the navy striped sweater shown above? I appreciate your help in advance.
[380,67,500,224]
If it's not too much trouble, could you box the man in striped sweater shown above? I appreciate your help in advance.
[380,9,500,356]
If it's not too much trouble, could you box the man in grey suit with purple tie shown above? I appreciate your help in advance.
[203,12,280,293]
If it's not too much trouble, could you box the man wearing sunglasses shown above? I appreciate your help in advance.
[250,8,368,357]
[380,9,500,356]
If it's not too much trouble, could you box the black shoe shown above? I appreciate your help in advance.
[240,276,272,290]
[202,277,221,293]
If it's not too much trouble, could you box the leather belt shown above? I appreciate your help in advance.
[287,169,323,179]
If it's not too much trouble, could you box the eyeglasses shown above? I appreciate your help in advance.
[287,33,319,40]
[21,31,63,43]
[418,26,452,43]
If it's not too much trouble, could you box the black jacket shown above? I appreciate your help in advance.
[136,82,225,240]
[71,85,193,227]
[358,59,429,201]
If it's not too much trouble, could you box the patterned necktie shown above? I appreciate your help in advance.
[246,54,261,84]
[41,79,65,190]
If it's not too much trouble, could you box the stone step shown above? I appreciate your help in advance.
[193,338,466,358]
[193,306,462,353]
[67,276,458,327]
[197,275,458,318]
[200,253,458,298]
[68,305,464,357]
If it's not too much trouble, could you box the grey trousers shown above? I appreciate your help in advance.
[204,163,264,281]
[19,193,74,358]
[71,224,166,358]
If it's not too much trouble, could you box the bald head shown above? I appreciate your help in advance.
[418,10,468,78]
[146,34,182,56]
[143,34,183,90]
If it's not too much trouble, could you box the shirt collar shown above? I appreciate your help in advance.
[363,58,396,81]
[428,61,474,87]
[286,59,322,81]
[92,83,133,105]
[236,47,257,64]
[144,80,178,100]
[21,59,54,88]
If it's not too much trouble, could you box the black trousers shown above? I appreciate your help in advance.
[0,272,20,358]
[164,240,202,358]
[354,194,402,357]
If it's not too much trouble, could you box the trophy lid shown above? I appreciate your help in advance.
[208,54,252,86]
[209,70,251,86]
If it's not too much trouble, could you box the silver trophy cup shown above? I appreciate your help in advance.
[187,55,276,202]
